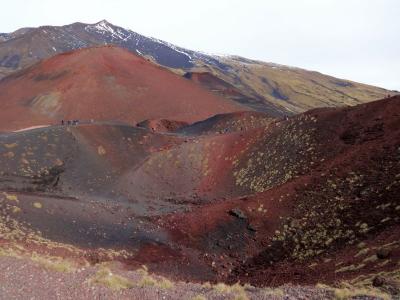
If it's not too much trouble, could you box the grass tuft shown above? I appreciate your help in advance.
[90,267,135,290]
[192,296,207,300]
[333,286,390,300]
[213,282,249,299]
[137,265,174,289]
[31,253,76,273]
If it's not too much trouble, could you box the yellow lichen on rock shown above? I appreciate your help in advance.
[97,146,106,155]
[33,202,43,209]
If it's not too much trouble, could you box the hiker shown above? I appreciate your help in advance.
[61,120,64,125]
[284,115,289,121]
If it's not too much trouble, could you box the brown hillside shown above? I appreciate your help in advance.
[0,46,246,131]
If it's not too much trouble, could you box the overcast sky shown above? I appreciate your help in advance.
[1,0,399,90]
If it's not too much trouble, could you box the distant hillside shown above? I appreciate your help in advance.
[187,56,392,114]
[0,20,393,116]
[0,46,244,131]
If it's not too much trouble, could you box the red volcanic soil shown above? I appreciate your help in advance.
[156,96,400,285]
[0,96,399,292]
[0,46,246,131]
[177,110,275,135]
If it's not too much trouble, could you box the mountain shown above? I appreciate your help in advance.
[0,95,398,294]
[0,20,393,116]
[0,20,223,75]
[187,57,392,114]
[0,46,244,131]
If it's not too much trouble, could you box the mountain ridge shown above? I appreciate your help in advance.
[0,20,394,116]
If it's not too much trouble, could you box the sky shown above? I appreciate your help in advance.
[1,0,399,90]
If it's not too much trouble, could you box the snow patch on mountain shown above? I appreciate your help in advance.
[83,20,219,67]
[92,20,115,35]
[147,36,193,60]
[0,33,11,42]
[85,20,130,41]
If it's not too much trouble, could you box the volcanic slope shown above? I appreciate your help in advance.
[0,96,399,294]
[0,119,270,281]
[187,58,392,116]
[0,20,393,116]
[0,46,245,131]
[160,95,400,288]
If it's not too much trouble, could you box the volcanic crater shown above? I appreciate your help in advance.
[0,43,399,299]
[0,92,399,292]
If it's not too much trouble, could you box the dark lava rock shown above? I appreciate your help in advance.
[229,208,247,220]
[372,276,400,295]
[247,224,257,232]
[376,248,391,259]
[372,276,386,287]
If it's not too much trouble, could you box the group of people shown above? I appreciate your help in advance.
[61,120,80,126]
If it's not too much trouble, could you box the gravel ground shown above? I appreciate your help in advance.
[0,255,339,300]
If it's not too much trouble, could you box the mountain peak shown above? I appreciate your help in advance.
[95,19,112,26]
[85,19,118,36]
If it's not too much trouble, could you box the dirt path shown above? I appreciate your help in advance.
[13,125,51,132]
